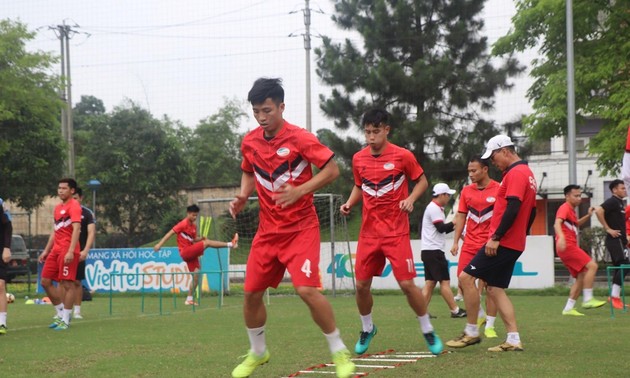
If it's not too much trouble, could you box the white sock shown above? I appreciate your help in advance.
[73,305,81,315]
[324,328,347,354]
[563,298,576,312]
[418,314,433,334]
[55,303,64,317]
[360,313,373,333]
[465,323,479,337]
[186,295,193,301]
[507,332,520,345]
[478,307,486,318]
[582,288,593,302]
[450,306,461,315]
[247,326,267,356]
[62,308,72,325]
[486,316,496,328]
[611,284,621,298]
[0,312,6,326]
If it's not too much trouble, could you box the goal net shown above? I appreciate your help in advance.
[198,193,356,296]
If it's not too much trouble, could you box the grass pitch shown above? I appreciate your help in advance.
[1,286,629,377]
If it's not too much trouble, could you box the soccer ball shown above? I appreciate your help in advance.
[6,293,15,303]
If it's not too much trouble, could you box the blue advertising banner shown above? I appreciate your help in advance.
[37,247,229,293]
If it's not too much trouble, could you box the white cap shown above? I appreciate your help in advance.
[481,135,514,159]
[432,183,456,196]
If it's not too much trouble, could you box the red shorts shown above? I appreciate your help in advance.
[457,243,483,277]
[355,234,416,281]
[180,241,205,271]
[41,248,80,282]
[557,244,591,278]
[244,227,321,292]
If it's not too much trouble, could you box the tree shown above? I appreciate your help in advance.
[0,19,65,210]
[315,0,522,182]
[188,98,245,187]
[493,0,630,175]
[74,95,107,162]
[80,100,191,246]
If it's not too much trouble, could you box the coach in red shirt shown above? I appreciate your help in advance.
[447,135,537,352]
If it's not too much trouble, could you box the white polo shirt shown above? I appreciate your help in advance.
[421,200,447,251]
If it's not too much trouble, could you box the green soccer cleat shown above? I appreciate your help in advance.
[484,326,498,338]
[424,331,444,355]
[332,349,355,378]
[354,324,377,354]
[231,350,270,378]
[0,324,6,335]
[49,316,62,329]
[581,298,606,309]
[562,308,585,316]
[53,321,69,331]
[477,314,487,328]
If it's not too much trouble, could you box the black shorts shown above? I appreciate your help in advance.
[463,245,521,289]
[421,250,450,282]
[75,260,86,281]
[0,260,7,281]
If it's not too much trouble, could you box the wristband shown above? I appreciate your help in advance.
[227,242,233,248]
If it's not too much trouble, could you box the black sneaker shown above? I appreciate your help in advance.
[428,313,437,319]
[451,308,467,318]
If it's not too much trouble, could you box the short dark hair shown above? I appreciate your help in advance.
[563,184,581,195]
[75,187,83,197]
[59,178,77,190]
[469,155,489,168]
[247,77,284,105]
[609,179,624,192]
[187,204,200,213]
[362,108,389,127]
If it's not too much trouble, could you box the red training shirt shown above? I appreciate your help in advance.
[458,180,500,250]
[53,198,82,253]
[172,218,197,251]
[240,121,334,234]
[488,161,537,252]
[353,143,424,238]
[555,202,579,246]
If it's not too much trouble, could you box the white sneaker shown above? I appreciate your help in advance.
[73,314,83,319]
[454,294,464,301]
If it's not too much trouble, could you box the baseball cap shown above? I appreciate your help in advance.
[432,183,456,196]
[481,135,514,159]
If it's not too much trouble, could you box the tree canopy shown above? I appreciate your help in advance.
[79,100,191,245]
[0,19,65,210]
[316,0,523,182]
[493,0,630,175]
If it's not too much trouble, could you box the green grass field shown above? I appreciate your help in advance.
[2,286,629,377]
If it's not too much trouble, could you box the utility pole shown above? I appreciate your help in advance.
[51,22,76,177]
[303,0,312,132]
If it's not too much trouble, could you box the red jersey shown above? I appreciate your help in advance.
[555,202,579,246]
[353,143,424,238]
[172,218,197,251]
[625,205,630,236]
[458,180,500,249]
[240,121,334,234]
[488,161,537,252]
[53,198,82,252]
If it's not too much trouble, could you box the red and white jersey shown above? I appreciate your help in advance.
[53,198,82,252]
[488,161,537,252]
[555,202,579,246]
[172,218,197,251]
[458,180,499,250]
[353,143,424,238]
[240,121,334,234]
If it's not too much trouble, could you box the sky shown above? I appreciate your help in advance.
[4,0,536,135]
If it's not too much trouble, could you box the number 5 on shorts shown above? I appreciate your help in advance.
[63,266,69,277]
